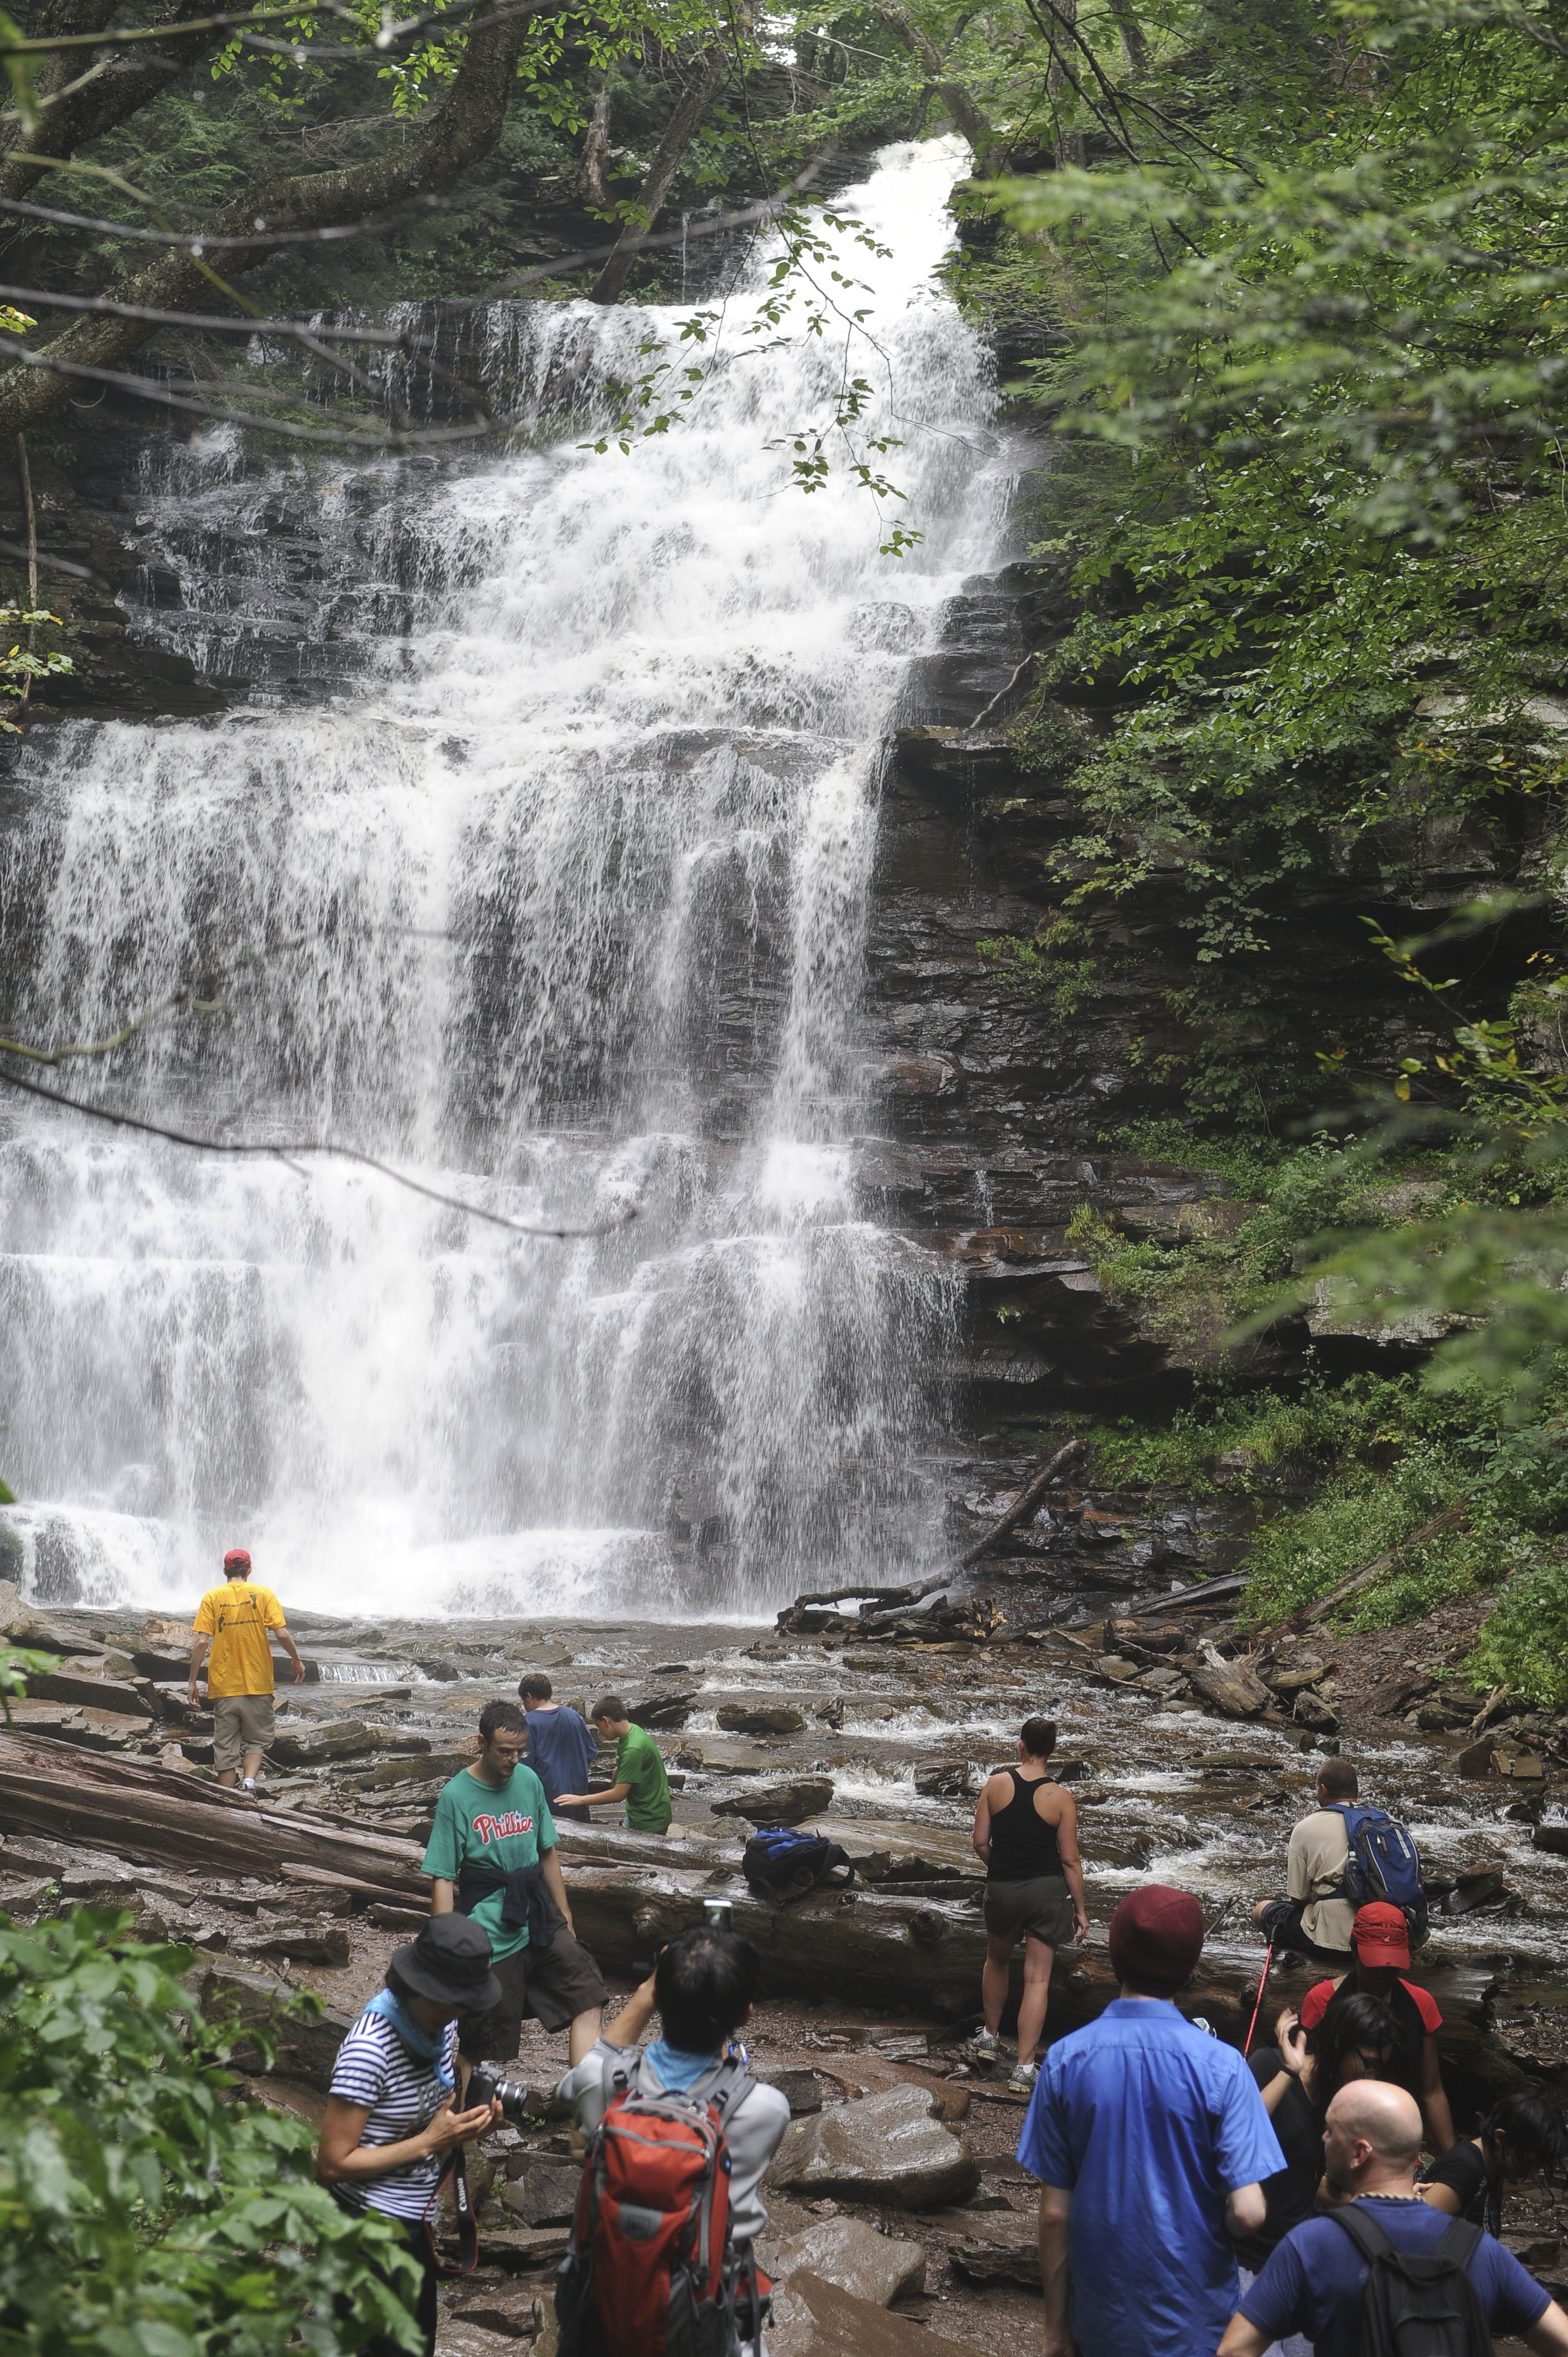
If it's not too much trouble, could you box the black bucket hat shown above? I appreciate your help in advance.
[389,1913,502,2012]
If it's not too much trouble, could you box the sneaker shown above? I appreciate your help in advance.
[1009,2062,1038,2094]
[973,2030,1001,2066]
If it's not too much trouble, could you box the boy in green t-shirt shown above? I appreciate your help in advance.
[553,1694,673,1835]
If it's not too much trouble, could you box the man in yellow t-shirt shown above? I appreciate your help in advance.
[187,1547,305,1790]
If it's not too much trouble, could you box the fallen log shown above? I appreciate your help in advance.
[0,1730,427,1896]
[1126,1574,1247,1617]
[958,1437,1086,1569]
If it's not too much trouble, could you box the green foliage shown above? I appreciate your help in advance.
[977,912,1098,1017]
[1469,1557,1568,1704]
[0,611,74,733]
[0,1904,422,2357]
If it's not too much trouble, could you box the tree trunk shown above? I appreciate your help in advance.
[1105,0,1148,73]
[590,45,726,304]
[0,0,227,205]
[873,1,1000,170]
[576,85,612,208]
[0,0,536,438]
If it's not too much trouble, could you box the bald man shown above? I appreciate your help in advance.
[1220,2082,1568,2357]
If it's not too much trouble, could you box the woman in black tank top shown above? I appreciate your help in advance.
[971,1716,1089,2093]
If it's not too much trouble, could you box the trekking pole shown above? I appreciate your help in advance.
[1242,1943,1275,2057]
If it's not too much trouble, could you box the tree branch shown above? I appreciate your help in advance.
[591,44,726,303]
[873,0,1001,170]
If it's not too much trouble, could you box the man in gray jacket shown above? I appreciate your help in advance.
[555,1924,789,2245]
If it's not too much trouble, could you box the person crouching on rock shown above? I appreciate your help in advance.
[971,1715,1088,2093]
[422,1700,607,2075]
[317,1915,504,2357]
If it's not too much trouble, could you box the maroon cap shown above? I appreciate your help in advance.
[1108,1885,1206,1993]
[223,1547,252,1572]
[1352,1901,1411,1966]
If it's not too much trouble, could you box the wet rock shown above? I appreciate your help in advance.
[268,1720,428,1766]
[630,1689,700,1730]
[200,1963,354,2090]
[769,2267,987,2357]
[233,1922,353,1967]
[752,2066,824,2114]
[760,2215,926,2306]
[1293,1690,1340,1735]
[445,2285,546,2339]
[717,1704,806,1737]
[501,2162,581,2226]
[946,2217,1041,2288]
[1443,1867,1511,1916]
[673,1737,776,1775]
[766,2083,979,2209]
[1095,1655,1142,1685]
[711,1778,834,1826]
[26,1666,152,1717]
[1532,1822,1568,1856]
[914,1759,973,1799]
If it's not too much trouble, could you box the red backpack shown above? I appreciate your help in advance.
[555,2054,768,2357]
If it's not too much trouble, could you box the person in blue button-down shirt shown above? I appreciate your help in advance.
[1019,1885,1286,2357]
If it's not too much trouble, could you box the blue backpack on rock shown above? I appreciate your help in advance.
[1331,1804,1429,1943]
[740,1829,855,1904]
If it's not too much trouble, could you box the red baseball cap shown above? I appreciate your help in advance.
[1108,1885,1206,1993]
[1352,1901,1410,1966]
[223,1547,252,1572]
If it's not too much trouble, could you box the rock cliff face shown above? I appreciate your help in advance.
[862,549,1553,1593]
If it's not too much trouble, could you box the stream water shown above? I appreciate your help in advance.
[0,138,1005,1621]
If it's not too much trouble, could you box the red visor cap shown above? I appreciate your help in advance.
[1352,1901,1411,1966]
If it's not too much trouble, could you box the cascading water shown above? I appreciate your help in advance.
[0,137,1005,1620]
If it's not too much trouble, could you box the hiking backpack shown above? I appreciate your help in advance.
[555,2055,769,2357]
[740,1827,855,1904]
[1332,1803,1430,1943]
[1327,2202,1495,2357]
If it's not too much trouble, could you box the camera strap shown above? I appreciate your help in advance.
[423,2144,479,2277]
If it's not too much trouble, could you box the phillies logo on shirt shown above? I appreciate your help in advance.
[472,1812,535,1843]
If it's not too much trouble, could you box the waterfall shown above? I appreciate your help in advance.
[0,137,1004,1622]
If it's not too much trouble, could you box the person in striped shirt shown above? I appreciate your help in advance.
[318,1916,503,2357]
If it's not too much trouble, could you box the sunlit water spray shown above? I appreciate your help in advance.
[0,137,1003,1620]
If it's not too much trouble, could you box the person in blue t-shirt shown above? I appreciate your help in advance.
[1221,2078,1568,2357]
[518,1674,599,1826]
[1018,1884,1285,2357]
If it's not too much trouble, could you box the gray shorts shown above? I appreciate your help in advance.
[984,1874,1076,1948]
[213,1691,274,1773]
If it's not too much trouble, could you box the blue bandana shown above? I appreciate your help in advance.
[643,2037,720,2093]
[364,1988,456,2087]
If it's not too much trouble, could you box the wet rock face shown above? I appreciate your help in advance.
[766,2083,979,2209]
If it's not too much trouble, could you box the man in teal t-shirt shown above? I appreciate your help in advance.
[424,1700,606,2067]
[554,1694,673,1835]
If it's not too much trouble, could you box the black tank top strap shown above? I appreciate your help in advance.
[987,1767,1065,1883]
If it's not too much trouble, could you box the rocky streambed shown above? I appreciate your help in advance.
[3,1585,1567,2357]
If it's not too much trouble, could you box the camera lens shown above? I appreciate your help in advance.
[467,2065,530,2121]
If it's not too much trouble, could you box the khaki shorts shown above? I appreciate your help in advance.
[213,1691,275,1773]
[984,1874,1077,1949]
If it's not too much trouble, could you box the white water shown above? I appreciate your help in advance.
[0,138,1004,1622]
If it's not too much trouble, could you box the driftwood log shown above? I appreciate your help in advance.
[0,1731,426,1900]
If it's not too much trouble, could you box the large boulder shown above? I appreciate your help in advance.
[712,1778,833,1826]
[716,1704,806,1737]
[765,2085,978,2209]
[761,2216,926,2307]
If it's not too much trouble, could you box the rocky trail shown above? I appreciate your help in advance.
[4,1576,1568,2355]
